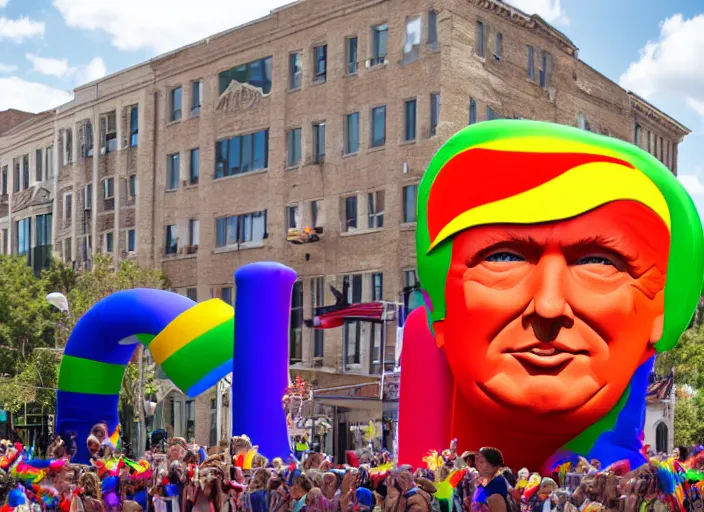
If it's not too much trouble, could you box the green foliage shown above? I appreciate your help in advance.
[656,318,704,446]
[0,252,168,414]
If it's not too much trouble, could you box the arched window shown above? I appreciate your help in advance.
[656,422,669,454]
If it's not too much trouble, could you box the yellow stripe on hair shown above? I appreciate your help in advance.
[149,298,234,365]
[429,162,671,252]
[472,136,624,158]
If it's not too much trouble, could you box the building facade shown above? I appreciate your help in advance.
[0,0,690,449]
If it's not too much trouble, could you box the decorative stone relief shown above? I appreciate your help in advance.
[12,186,52,213]
[216,81,267,113]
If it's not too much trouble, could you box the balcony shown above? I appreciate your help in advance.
[31,245,53,276]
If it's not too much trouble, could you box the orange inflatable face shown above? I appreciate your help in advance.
[435,201,669,430]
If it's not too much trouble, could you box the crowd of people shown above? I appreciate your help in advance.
[1,433,703,512]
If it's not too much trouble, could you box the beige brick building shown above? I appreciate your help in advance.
[0,0,690,452]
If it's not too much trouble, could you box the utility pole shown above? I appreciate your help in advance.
[137,345,145,458]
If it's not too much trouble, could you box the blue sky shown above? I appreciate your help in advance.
[1,0,703,211]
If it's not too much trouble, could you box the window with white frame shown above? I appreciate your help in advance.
[100,112,117,153]
[191,80,203,115]
[64,237,72,262]
[404,269,419,289]
[287,128,301,167]
[188,219,200,247]
[64,129,72,165]
[313,122,325,163]
[103,177,114,199]
[129,175,137,198]
[215,211,267,248]
[346,36,358,74]
[165,225,178,255]
[368,190,385,229]
[63,192,72,220]
[286,205,300,231]
[344,112,360,154]
[403,16,421,63]
[289,53,302,90]
[371,106,386,148]
[170,86,182,122]
[372,272,383,300]
[45,146,54,180]
[311,200,322,228]
[84,183,92,210]
[475,20,486,58]
[313,44,327,83]
[371,24,388,65]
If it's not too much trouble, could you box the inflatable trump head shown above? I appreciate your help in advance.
[399,120,704,472]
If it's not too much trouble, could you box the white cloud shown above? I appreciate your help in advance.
[0,16,45,42]
[507,0,569,25]
[73,56,107,86]
[0,0,9,8]
[619,14,704,119]
[24,53,106,86]
[0,76,72,112]
[52,0,300,54]
[0,63,17,73]
[679,174,704,196]
[26,53,70,77]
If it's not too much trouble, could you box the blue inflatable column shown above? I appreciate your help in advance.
[232,262,296,460]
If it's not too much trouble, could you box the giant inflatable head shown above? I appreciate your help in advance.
[408,120,704,471]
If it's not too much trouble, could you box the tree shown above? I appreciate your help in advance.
[0,253,168,418]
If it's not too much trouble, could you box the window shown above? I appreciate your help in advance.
[286,205,300,230]
[313,122,326,163]
[634,123,642,147]
[404,99,417,141]
[475,20,486,58]
[100,112,117,153]
[368,190,385,229]
[81,121,94,157]
[103,177,114,199]
[290,281,303,363]
[342,274,363,366]
[191,80,202,115]
[311,200,321,228]
[165,225,178,255]
[577,113,591,131]
[188,219,200,247]
[428,10,438,44]
[189,148,200,185]
[84,183,92,210]
[371,106,386,148]
[215,210,267,247]
[1,166,6,195]
[63,192,72,220]
[469,98,477,125]
[487,106,500,121]
[539,50,554,88]
[494,32,503,60]
[527,46,535,80]
[105,232,114,253]
[403,185,418,223]
[344,274,362,308]
[22,155,29,189]
[430,93,440,136]
[346,36,358,74]
[656,422,669,454]
[36,213,52,247]
[403,16,421,62]
[404,269,418,288]
[45,146,53,179]
[64,129,72,165]
[220,287,233,305]
[35,149,43,182]
[214,129,269,178]
[287,128,302,167]
[312,277,325,359]
[127,229,136,252]
[167,153,180,190]
[219,56,273,95]
[64,237,72,262]
[372,272,383,301]
[15,218,31,257]
[13,161,19,192]
[289,53,302,90]
[314,45,327,82]
[169,87,182,122]
[129,175,137,197]
[130,106,139,147]
[371,24,388,64]
[186,288,198,302]
[344,112,360,154]
[343,196,357,232]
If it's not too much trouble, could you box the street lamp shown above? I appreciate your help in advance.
[46,292,70,349]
